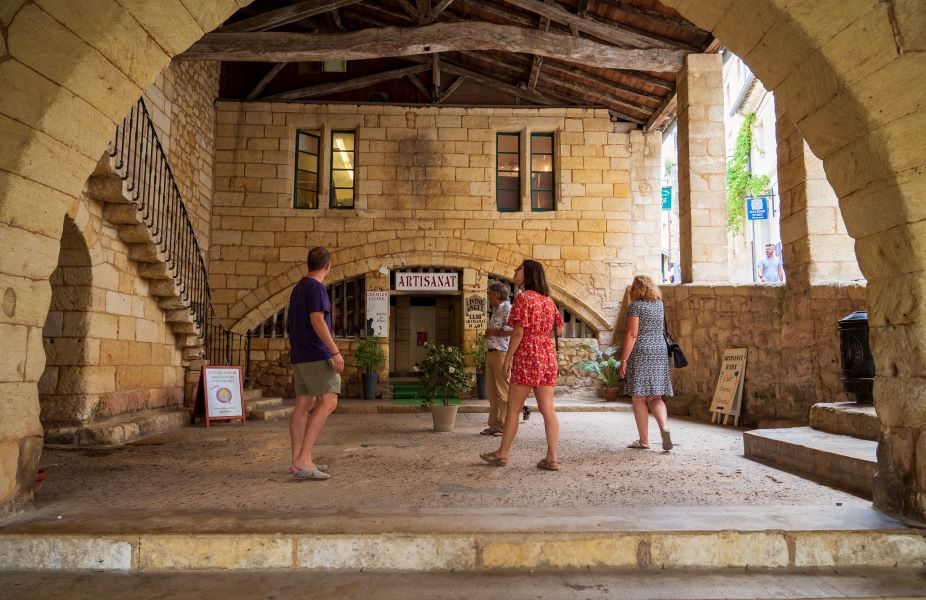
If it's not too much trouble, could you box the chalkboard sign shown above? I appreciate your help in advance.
[193,366,246,427]
[710,348,748,426]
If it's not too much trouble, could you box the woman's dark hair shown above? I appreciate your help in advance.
[521,259,549,296]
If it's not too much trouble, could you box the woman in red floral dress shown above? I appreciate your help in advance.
[481,260,564,470]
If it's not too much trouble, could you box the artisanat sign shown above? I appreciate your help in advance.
[464,294,487,330]
[366,291,388,337]
[394,271,459,291]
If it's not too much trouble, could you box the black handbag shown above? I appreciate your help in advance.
[664,316,688,369]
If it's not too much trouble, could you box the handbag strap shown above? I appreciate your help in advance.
[551,301,560,352]
[663,309,674,344]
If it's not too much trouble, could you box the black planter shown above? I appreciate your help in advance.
[362,373,378,400]
[476,372,488,400]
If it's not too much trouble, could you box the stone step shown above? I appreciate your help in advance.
[0,512,922,572]
[249,404,295,421]
[43,407,190,447]
[744,427,877,498]
[4,567,926,599]
[810,402,879,441]
[245,397,283,412]
[243,388,264,401]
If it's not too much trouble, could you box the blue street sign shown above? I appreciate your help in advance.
[661,186,672,211]
[746,196,769,220]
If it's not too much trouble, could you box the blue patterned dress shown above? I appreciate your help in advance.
[624,300,674,397]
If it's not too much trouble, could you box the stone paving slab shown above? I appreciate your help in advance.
[4,567,926,599]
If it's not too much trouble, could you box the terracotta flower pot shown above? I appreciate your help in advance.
[603,387,621,402]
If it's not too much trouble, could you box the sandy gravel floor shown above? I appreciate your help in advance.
[28,411,866,514]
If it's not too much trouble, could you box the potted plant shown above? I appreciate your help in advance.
[418,343,471,432]
[355,335,385,400]
[576,343,622,401]
[467,332,488,400]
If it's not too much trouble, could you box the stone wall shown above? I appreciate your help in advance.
[250,338,366,399]
[210,103,662,337]
[39,194,185,426]
[143,61,219,253]
[662,283,865,426]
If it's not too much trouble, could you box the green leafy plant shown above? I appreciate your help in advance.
[418,343,472,406]
[467,332,488,373]
[726,113,771,235]
[355,335,385,374]
[575,343,622,388]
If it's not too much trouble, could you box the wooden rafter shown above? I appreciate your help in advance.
[432,53,441,98]
[437,75,466,103]
[407,73,432,101]
[246,62,287,100]
[183,23,689,71]
[540,60,664,104]
[404,54,557,105]
[527,9,551,92]
[644,93,677,132]
[429,0,454,23]
[221,0,364,32]
[536,76,647,119]
[502,0,697,50]
[592,0,706,36]
[264,64,431,101]
[395,0,419,20]
[417,0,430,25]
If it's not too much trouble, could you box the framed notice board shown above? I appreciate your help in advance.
[193,366,246,427]
[710,348,748,426]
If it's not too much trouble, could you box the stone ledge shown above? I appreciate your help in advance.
[43,407,190,447]
[810,402,879,441]
[0,528,922,571]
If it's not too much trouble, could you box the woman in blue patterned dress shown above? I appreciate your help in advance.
[618,275,674,450]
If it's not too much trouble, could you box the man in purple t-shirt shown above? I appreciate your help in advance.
[288,247,343,481]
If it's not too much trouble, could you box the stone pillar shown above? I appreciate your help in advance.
[676,53,728,283]
[776,109,865,285]
[629,129,665,279]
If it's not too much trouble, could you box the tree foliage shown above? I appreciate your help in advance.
[726,113,770,234]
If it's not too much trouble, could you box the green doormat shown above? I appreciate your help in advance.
[392,397,463,406]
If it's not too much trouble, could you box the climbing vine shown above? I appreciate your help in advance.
[725,113,770,234]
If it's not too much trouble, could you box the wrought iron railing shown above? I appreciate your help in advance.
[108,98,250,384]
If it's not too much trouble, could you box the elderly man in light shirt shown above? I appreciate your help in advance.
[481,282,513,435]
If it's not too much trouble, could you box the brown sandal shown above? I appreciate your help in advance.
[536,458,560,471]
[480,451,507,466]
[627,440,650,449]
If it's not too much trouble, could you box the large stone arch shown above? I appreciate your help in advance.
[0,0,924,518]
[230,248,612,335]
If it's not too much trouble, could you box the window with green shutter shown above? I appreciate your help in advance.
[293,130,320,209]
[530,132,555,211]
[330,130,355,209]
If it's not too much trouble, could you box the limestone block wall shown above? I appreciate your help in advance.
[249,338,363,399]
[209,103,662,337]
[142,61,219,253]
[662,283,865,426]
[39,194,185,426]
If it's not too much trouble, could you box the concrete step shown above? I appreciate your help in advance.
[245,397,283,413]
[744,427,877,498]
[3,567,926,599]
[0,507,922,572]
[43,406,190,447]
[810,402,879,441]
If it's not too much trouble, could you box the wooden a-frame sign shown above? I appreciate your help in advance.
[192,365,247,427]
[710,348,748,426]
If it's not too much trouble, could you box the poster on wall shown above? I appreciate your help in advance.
[366,291,389,337]
[710,348,748,426]
[464,294,488,330]
[193,366,246,427]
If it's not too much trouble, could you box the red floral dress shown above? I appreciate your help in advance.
[507,290,564,387]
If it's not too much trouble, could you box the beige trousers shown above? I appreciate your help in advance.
[486,350,510,431]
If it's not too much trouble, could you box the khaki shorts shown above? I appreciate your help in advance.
[292,359,341,397]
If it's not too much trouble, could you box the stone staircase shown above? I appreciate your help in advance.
[85,159,204,364]
[244,388,293,421]
[744,402,878,498]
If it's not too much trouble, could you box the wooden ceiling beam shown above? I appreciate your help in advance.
[501,0,697,50]
[592,0,706,36]
[183,23,689,71]
[535,83,644,123]
[264,64,431,101]
[246,62,287,100]
[417,0,430,25]
[535,75,649,117]
[395,0,420,20]
[429,0,455,23]
[221,0,364,33]
[407,73,432,101]
[540,60,664,104]
[644,93,677,132]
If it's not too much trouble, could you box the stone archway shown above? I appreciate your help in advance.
[229,249,613,336]
[0,0,924,518]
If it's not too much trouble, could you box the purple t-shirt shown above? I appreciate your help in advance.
[288,277,333,364]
